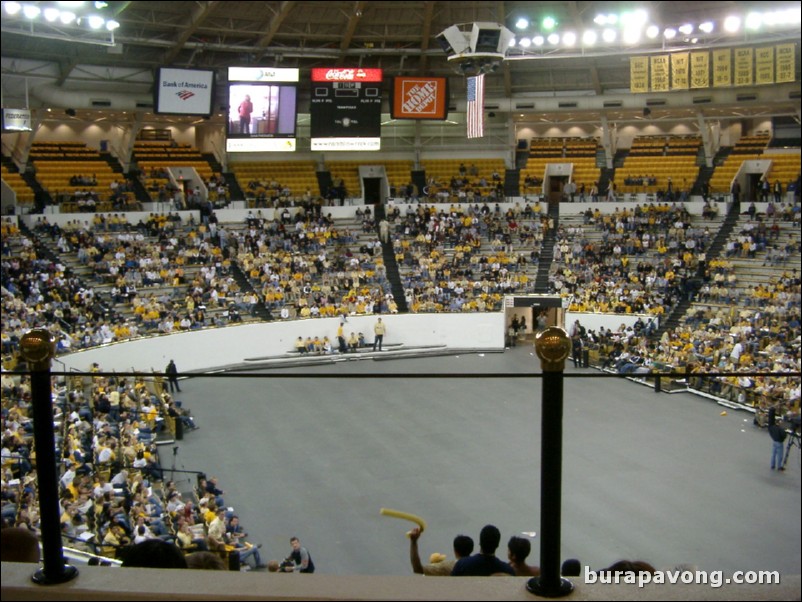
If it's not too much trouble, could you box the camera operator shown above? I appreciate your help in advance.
[782,412,801,468]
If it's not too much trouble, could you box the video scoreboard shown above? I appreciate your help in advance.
[310,67,382,151]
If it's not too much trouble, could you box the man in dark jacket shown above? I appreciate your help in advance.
[768,408,787,471]
[165,360,181,393]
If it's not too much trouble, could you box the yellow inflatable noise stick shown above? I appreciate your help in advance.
[380,508,427,537]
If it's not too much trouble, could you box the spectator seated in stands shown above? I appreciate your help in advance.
[120,539,187,569]
[226,514,265,570]
[615,354,652,375]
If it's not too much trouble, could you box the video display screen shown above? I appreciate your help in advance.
[226,67,299,152]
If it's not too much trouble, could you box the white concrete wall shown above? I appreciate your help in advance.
[387,200,548,216]
[58,313,506,373]
[22,198,735,230]
[27,119,770,162]
[21,211,200,230]
[558,200,717,216]
[19,204,375,229]
[33,122,199,149]
[615,122,699,150]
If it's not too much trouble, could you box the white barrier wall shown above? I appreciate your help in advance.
[20,204,369,230]
[388,200,547,216]
[557,200,725,216]
[58,313,506,373]
[22,211,200,230]
[23,198,767,231]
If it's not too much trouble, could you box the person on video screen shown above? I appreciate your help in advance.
[238,94,254,134]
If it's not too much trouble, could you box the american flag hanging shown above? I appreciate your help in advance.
[466,74,485,139]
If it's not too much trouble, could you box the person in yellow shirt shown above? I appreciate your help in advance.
[337,322,347,353]
[348,332,359,352]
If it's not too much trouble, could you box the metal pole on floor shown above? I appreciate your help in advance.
[20,329,79,586]
[527,327,573,598]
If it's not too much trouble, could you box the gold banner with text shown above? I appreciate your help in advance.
[671,53,689,90]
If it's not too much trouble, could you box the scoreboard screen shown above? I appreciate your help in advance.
[310,67,382,151]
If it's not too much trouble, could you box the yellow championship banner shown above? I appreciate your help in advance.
[755,47,774,85]
[630,56,649,93]
[650,55,670,91]
[713,49,731,87]
[776,44,795,83]
[671,53,689,89]
[691,51,709,89]
[734,48,753,86]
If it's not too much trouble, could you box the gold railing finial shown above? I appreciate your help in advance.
[534,327,571,372]
[20,329,56,371]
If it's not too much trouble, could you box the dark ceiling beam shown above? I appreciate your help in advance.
[339,1,367,53]
[418,1,435,74]
[255,1,296,51]
[111,1,133,17]
[497,1,512,97]
[502,62,512,98]
[56,58,78,87]
[162,1,220,66]
[590,63,602,95]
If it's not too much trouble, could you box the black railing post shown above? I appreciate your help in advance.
[527,327,573,598]
[20,329,79,585]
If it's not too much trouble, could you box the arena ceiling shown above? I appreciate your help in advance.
[1,1,801,126]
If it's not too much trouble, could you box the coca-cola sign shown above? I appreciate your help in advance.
[311,68,383,82]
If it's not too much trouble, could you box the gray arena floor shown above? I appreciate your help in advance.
[170,345,801,577]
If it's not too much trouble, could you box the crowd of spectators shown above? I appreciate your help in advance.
[141,171,229,210]
[389,163,505,204]
[1,192,800,581]
[0,213,256,359]
[234,208,395,319]
[1,362,269,571]
[392,202,544,312]
[565,201,801,414]
[294,330,366,355]
[550,203,708,317]
[419,176,506,204]
[1,194,800,416]
[54,174,140,212]
[623,175,658,187]
[1,366,173,556]
[244,176,314,208]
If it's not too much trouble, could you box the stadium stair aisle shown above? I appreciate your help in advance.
[374,204,408,313]
[534,201,560,294]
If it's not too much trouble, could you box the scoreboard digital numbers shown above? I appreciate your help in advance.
[310,67,382,151]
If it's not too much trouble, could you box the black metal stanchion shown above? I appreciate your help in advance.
[20,330,79,585]
[527,327,573,598]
